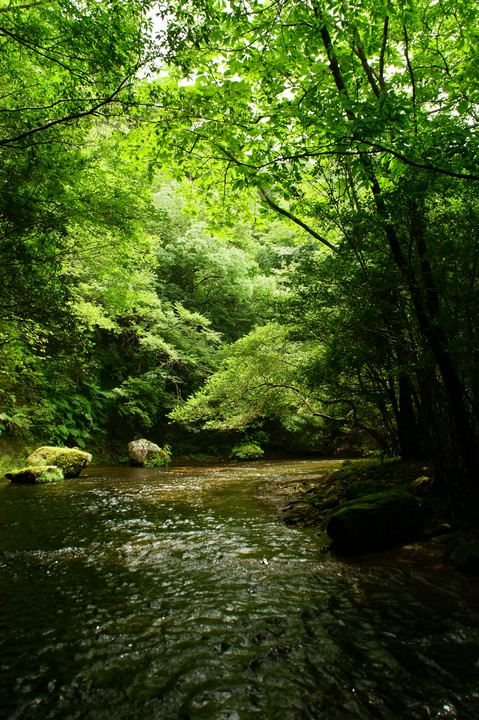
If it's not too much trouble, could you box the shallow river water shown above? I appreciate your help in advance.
[1,459,479,720]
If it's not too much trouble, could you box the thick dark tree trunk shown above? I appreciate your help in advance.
[397,374,425,461]
[374,191,479,485]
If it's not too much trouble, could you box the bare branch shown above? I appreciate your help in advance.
[352,31,381,99]
[379,16,389,92]
[357,138,479,182]
[258,187,337,251]
[0,76,132,147]
[403,24,418,134]
[0,1,56,13]
[243,381,347,421]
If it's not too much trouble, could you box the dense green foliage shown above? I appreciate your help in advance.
[0,0,154,334]
[0,0,283,456]
[0,126,278,451]
[154,0,479,484]
[2,0,479,486]
[0,1,280,455]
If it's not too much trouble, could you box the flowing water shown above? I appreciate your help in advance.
[1,459,479,720]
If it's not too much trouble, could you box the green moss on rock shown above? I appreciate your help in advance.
[327,488,424,553]
[445,537,479,575]
[26,446,92,478]
[346,479,387,500]
[5,465,64,484]
[128,439,171,467]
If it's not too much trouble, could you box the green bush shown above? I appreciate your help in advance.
[230,442,264,460]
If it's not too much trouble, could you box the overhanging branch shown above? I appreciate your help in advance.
[244,381,347,421]
[258,187,337,250]
[0,1,56,12]
[0,77,132,147]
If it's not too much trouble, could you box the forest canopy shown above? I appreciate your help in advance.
[2,0,479,486]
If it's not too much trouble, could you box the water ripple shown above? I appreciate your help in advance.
[1,460,479,719]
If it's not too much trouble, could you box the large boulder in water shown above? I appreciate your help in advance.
[326,488,424,553]
[26,446,92,478]
[5,465,64,484]
[128,439,169,467]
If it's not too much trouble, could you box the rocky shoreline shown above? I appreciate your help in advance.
[256,458,479,573]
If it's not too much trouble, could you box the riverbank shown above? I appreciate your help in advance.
[256,458,479,554]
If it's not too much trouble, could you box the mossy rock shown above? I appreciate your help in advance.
[26,446,92,478]
[128,439,169,467]
[326,488,424,553]
[5,465,64,484]
[445,537,479,575]
[346,479,387,500]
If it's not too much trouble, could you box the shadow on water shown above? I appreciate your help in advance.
[1,459,479,719]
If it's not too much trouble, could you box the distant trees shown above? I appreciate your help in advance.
[0,121,279,449]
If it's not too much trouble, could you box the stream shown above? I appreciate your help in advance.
[1,459,479,719]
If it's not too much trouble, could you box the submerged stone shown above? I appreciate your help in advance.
[445,537,479,575]
[5,465,64,484]
[326,488,424,553]
[26,446,92,478]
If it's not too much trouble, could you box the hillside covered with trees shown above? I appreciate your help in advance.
[2,0,479,491]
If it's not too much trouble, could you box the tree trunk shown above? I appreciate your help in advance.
[397,374,425,461]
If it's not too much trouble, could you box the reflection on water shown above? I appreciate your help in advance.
[1,459,479,719]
